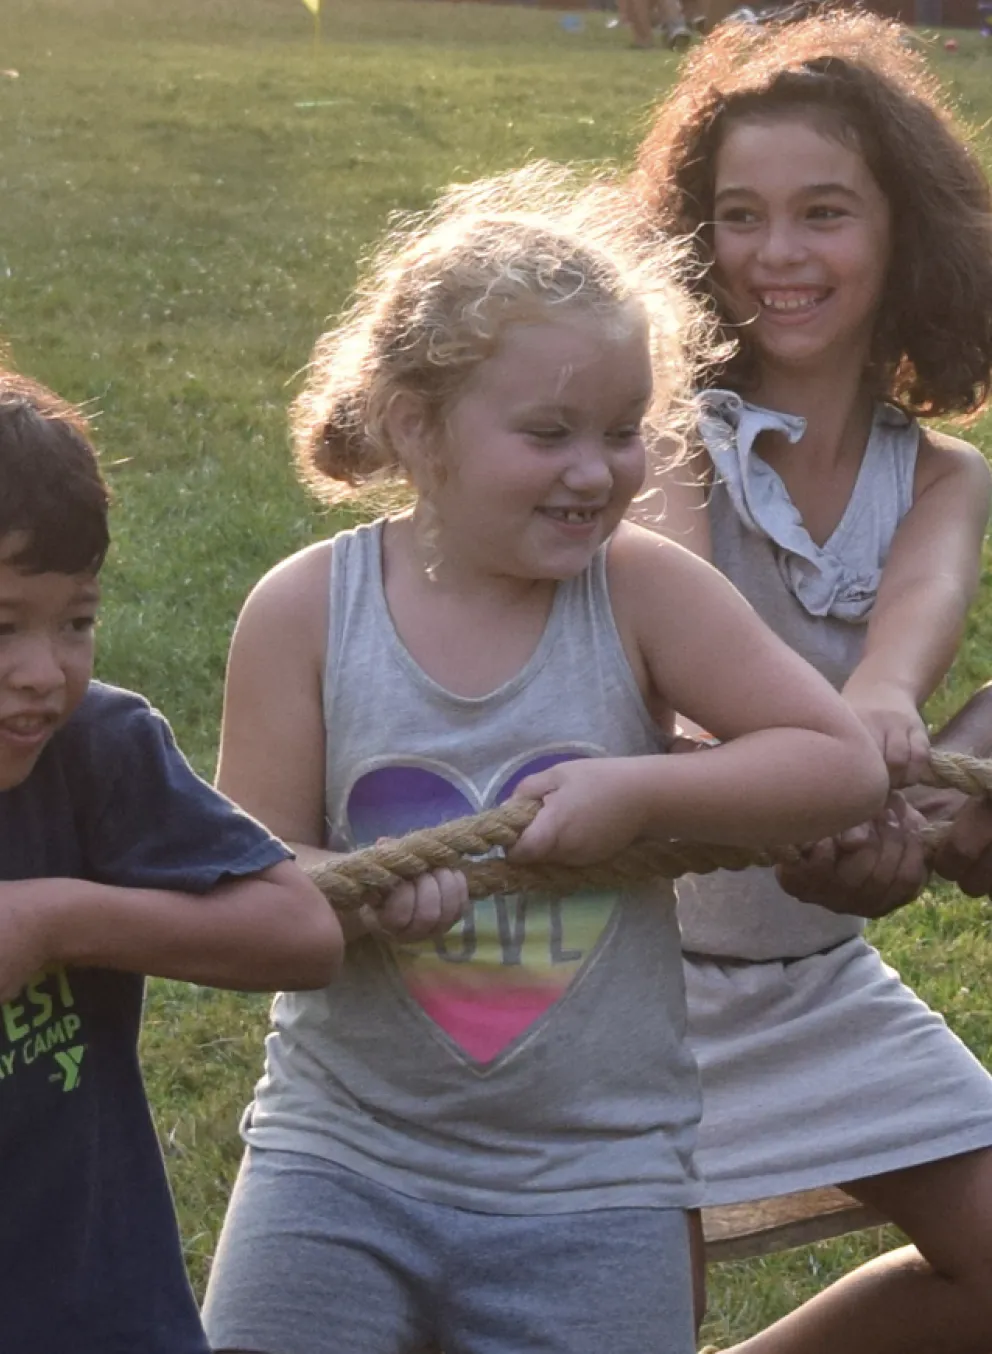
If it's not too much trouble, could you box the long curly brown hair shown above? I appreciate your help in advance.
[633,10,992,417]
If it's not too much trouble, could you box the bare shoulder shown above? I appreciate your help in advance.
[238,539,336,627]
[609,519,720,585]
[607,520,733,633]
[228,538,338,677]
[915,426,992,497]
[609,520,676,592]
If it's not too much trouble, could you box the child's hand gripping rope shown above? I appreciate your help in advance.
[358,865,470,943]
[776,790,931,919]
[308,749,992,916]
[842,681,933,790]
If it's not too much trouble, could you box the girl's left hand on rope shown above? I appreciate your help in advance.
[508,759,645,866]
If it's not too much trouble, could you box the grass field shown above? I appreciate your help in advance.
[5,0,992,1340]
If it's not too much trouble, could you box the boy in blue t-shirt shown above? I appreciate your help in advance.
[0,367,344,1354]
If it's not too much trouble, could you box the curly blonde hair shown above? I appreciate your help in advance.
[633,10,992,417]
[291,162,719,503]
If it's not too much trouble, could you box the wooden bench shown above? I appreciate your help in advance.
[703,1186,888,1262]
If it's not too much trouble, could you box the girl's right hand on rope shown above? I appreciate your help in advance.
[359,869,469,944]
[508,759,645,866]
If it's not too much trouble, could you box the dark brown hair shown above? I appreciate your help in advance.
[633,10,992,417]
[0,368,109,574]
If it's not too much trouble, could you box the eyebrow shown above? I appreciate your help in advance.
[0,583,101,607]
[714,182,863,205]
[517,394,652,418]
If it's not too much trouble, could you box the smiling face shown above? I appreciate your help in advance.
[422,308,652,584]
[711,114,892,380]
[0,535,98,791]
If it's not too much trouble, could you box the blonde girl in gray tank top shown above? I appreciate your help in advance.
[632,13,992,1354]
[200,164,886,1354]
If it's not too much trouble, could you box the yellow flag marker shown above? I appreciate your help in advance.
[301,0,320,48]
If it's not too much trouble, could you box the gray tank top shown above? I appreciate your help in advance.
[243,520,702,1212]
[678,391,919,960]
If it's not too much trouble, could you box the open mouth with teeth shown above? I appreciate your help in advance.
[538,507,603,525]
[758,289,831,314]
[0,712,58,742]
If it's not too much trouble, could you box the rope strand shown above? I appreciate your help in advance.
[307,748,984,911]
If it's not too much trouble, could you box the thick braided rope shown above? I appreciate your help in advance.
[308,748,991,911]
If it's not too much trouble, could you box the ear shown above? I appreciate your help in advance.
[384,391,431,471]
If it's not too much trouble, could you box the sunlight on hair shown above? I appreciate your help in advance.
[291,161,724,505]
[633,9,992,417]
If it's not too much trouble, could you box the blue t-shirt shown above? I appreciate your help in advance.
[0,681,291,1354]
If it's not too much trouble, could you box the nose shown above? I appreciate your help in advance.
[561,438,614,496]
[10,634,67,696]
[755,217,808,270]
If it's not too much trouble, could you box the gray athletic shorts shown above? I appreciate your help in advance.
[203,1147,695,1354]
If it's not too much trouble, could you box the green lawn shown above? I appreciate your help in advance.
[4,0,992,1338]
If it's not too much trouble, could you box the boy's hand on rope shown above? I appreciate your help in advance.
[359,868,469,943]
[843,686,931,789]
[776,791,929,918]
[508,759,645,866]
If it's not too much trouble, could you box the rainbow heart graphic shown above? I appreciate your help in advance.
[346,754,618,1063]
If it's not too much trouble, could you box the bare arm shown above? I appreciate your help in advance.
[216,544,333,849]
[627,441,714,732]
[215,542,466,944]
[0,557,347,1005]
[215,543,370,941]
[777,683,992,917]
[621,527,888,843]
[925,682,992,897]
[283,842,371,943]
[842,435,991,784]
[929,681,992,759]
[512,526,888,865]
[0,859,342,1003]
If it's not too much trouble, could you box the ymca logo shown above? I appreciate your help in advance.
[49,1045,85,1093]
[2,968,89,1094]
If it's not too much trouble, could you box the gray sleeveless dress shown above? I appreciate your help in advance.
[241,520,702,1213]
[683,390,992,1205]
